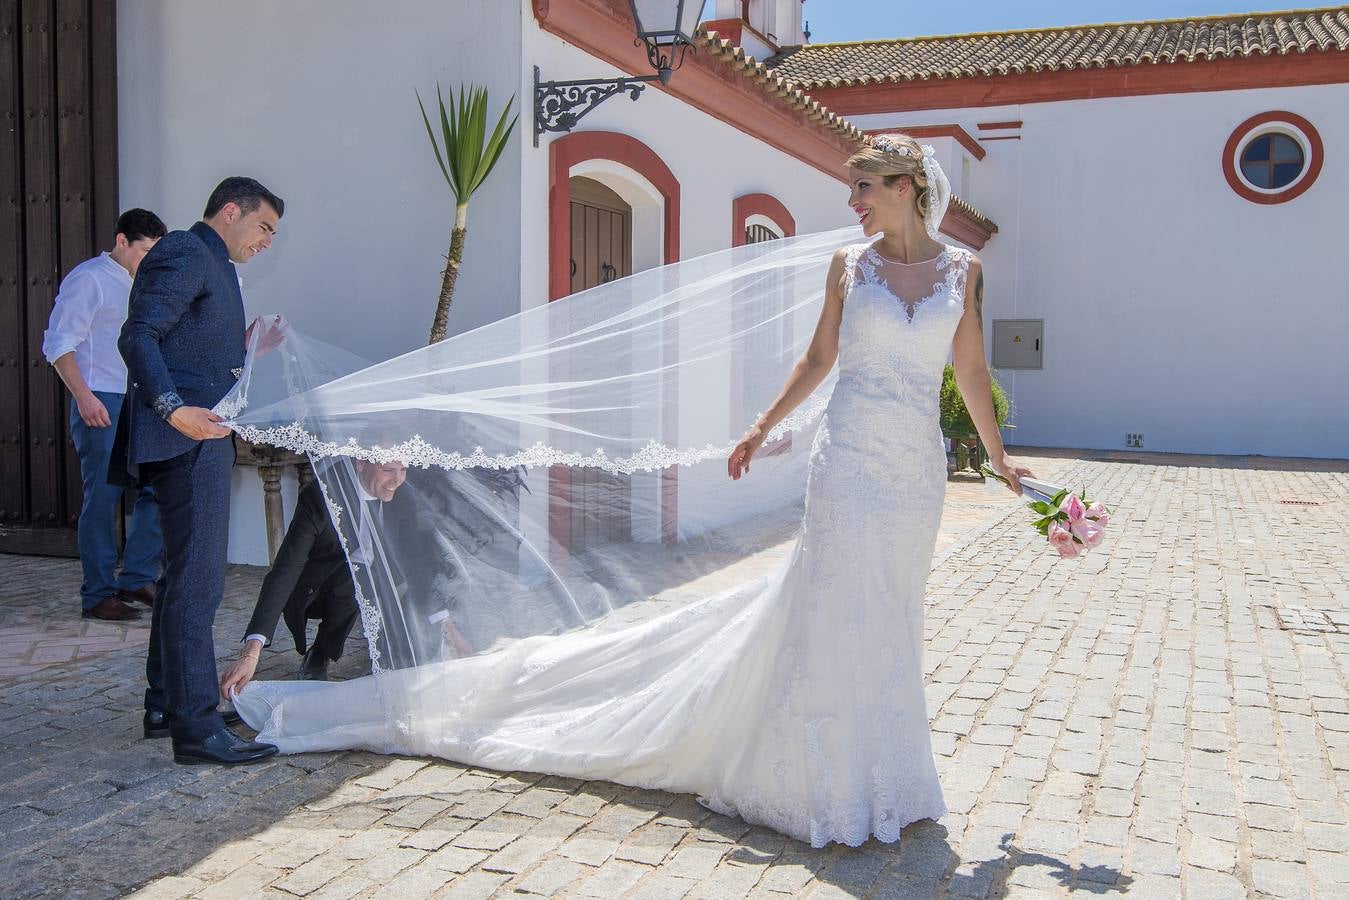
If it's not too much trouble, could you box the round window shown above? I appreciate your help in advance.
[1240,133,1304,190]
[1223,111,1322,205]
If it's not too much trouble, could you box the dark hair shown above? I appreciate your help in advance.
[203,176,285,219]
[115,208,167,243]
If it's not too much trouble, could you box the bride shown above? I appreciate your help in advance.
[231,133,1034,848]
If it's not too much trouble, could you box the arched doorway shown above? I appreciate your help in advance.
[566,176,633,551]
[547,133,682,553]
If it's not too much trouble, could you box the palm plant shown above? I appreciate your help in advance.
[417,84,518,344]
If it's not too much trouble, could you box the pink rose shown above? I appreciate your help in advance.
[1060,494,1086,522]
[1048,524,1077,557]
[1070,518,1104,549]
[1086,501,1109,527]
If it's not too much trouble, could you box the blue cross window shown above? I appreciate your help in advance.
[1240,133,1305,190]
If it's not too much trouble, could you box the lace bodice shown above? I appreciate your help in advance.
[836,243,973,421]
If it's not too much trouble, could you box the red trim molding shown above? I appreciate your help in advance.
[731,193,796,247]
[807,52,1349,114]
[548,131,680,301]
[533,0,858,183]
[863,124,985,160]
[977,120,1022,131]
[943,205,995,251]
[1222,110,1323,205]
[702,18,743,46]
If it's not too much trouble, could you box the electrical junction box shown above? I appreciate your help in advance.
[991,319,1043,370]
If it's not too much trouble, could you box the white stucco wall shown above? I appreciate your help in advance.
[118,0,526,562]
[853,82,1349,459]
[520,21,858,536]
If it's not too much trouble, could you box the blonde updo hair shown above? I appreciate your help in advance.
[846,133,930,220]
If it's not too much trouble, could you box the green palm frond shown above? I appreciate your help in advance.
[416,83,518,204]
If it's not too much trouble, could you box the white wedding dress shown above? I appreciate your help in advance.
[236,241,972,848]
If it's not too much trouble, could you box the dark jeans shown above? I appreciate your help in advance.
[70,392,162,609]
[140,438,235,742]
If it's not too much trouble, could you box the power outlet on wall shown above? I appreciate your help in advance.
[1125,433,1144,448]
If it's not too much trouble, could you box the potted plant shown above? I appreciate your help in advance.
[939,364,1011,474]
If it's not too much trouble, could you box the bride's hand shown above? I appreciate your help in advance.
[728,425,767,480]
[991,453,1035,496]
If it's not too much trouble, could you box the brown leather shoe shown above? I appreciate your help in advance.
[82,596,142,621]
[118,584,157,607]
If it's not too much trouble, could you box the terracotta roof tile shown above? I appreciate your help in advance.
[763,6,1349,88]
[694,28,997,236]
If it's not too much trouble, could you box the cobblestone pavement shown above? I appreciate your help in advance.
[2,450,1347,899]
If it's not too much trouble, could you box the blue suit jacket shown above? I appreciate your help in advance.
[111,221,246,483]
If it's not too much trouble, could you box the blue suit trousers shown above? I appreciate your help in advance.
[140,437,235,742]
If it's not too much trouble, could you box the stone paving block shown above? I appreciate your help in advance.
[271,850,354,896]
[349,845,426,882]
[573,859,650,896]
[129,875,205,899]
[870,873,943,899]
[1183,866,1245,900]
[1251,859,1312,899]
[557,830,623,866]
[505,787,570,819]
[436,871,511,898]
[371,859,459,900]
[426,844,489,874]
[382,796,451,829]
[308,874,376,900]
[511,858,589,896]
[630,872,698,900]
[615,823,687,865]
[1187,834,1236,873]
[663,844,730,880]
[483,836,567,875]
[756,852,825,893]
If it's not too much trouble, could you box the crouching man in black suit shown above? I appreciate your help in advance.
[219,458,407,696]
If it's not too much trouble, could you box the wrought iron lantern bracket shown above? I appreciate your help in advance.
[533,66,661,146]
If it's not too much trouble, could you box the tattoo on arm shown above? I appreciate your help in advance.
[973,271,984,329]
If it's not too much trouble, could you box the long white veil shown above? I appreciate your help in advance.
[221,225,865,738]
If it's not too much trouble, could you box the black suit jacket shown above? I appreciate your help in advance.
[112,222,246,484]
[244,481,350,652]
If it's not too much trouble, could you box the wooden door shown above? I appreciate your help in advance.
[567,177,632,551]
[0,0,118,556]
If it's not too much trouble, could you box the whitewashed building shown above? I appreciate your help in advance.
[763,6,1349,460]
[110,0,1003,562]
[6,1,1338,560]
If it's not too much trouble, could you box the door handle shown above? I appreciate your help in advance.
[601,263,617,283]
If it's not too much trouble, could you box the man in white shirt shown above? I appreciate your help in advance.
[43,209,168,621]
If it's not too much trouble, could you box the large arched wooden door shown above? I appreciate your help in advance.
[1,0,118,556]
[566,177,632,550]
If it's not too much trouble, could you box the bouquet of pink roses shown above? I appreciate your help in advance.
[980,463,1110,558]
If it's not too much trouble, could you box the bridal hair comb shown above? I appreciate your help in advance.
[868,135,937,161]
[869,135,916,157]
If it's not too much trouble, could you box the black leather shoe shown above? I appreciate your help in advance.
[172,728,278,766]
[143,709,170,739]
[145,708,240,738]
[297,646,329,681]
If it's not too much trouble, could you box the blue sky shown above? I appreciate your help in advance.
[779,1,1301,44]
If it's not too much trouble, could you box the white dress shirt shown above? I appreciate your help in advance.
[41,252,135,393]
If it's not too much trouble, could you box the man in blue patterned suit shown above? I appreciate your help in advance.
[112,177,284,765]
